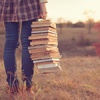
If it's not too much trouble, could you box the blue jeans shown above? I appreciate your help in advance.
[4,19,37,87]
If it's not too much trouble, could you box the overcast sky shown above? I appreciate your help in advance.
[46,0,100,22]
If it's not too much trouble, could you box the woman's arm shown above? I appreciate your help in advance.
[39,0,48,19]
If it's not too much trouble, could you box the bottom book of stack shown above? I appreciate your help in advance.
[33,58,62,74]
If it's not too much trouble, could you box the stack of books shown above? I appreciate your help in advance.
[28,20,61,73]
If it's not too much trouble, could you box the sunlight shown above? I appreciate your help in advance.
[47,0,100,22]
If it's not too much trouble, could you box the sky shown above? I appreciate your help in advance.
[46,0,100,23]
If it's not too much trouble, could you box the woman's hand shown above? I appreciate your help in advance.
[40,3,47,19]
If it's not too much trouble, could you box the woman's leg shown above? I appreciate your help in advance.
[21,19,37,87]
[4,22,19,87]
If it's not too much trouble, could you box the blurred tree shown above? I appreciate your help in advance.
[66,21,73,27]
[73,21,85,28]
[85,18,94,34]
[57,17,65,34]
[84,10,95,34]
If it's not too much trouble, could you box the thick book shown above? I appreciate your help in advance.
[30,50,60,57]
[35,61,59,66]
[31,52,61,60]
[28,46,59,54]
[31,30,57,34]
[28,35,57,40]
[30,39,58,46]
[30,49,59,55]
[32,20,53,25]
[31,56,60,61]
[37,63,62,74]
[28,45,58,49]
[32,27,56,32]
[31,20,56,29]
[31,32,57,37]
[33,58,60,63]
[30,38,57,42]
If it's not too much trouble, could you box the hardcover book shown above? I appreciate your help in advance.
[32,27,56,32]
[37,63,62,74]
[31,20,56,29]
[28,35,57,40]
[30,39,58,46]
[28,46,59,54]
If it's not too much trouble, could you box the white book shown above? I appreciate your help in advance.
[33,58,60,63]
[38,63,58,69]
[37,63,62,73]
[31,30,57,34]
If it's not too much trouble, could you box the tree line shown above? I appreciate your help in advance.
[56,20,95,28]
[56,17,100,34]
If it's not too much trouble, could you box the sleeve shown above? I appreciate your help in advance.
[39,0,48,3]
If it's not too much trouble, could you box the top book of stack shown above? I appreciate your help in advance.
[31,20,56,29]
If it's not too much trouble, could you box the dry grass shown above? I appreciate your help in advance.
[0,27,100,100]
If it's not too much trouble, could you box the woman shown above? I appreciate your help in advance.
[0,0,47,94]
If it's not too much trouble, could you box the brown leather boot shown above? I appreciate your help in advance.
[6,85,20,94]
[26,86,34,95]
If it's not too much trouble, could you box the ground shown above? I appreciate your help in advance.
[0,27,100,100]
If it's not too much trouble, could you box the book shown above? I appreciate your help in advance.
[31,30,57,34]
[30,50,60,56]
[31,32,57,37]
[30,50,59,56]
[32,27,57,32]
[28,35,57,40]
[35,61,59,66]
[32,20,53,25]
[31,20,56,29]
[31,52,61,60]
[33,58,60,63]
[28,46,59,54]
[28,45,58,49]
[37,63,62,74]
[31,56,60,61]
[30,39,58,46]
[29,48,58,54]
[31,38,57,41]
[38,63,58,69]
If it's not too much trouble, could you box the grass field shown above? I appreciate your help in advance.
[0,27,100,100]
